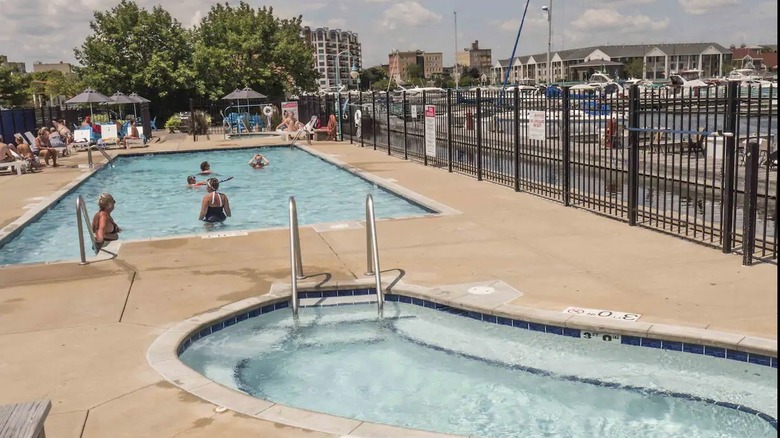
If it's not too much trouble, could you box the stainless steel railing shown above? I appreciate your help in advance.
[288,197,305,316]
[86,145,114,168]
[76,195,99,265]
[365,195,384,315]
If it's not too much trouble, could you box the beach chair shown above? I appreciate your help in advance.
[72,129,92,151]
[124,124,147,148]
[0,150,27,175]
[149,116,157,130]
[98,124,121,149]
[288,116,318,146]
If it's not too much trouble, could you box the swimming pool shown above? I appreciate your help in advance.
[180,300,778,438]
[0,147,433,266]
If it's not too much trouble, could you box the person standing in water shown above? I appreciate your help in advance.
[249,153,269,168]
[199,161,212,175]
[199,178,231,222]
[92,193,121,250]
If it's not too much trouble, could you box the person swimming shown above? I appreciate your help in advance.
[187,175,205,188]
[92,193,121,250]
[199,161,212,175]
[199,178,231,223]
[249,153,269,169]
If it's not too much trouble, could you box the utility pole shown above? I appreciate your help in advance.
[544,0,552,84]
[454,10,459,91]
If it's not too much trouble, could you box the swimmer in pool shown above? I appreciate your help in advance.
[249,153,269,169]
[187,175,206,188]
[199,178,231,223]
[198,161,212,175]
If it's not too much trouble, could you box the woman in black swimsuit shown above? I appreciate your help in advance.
[92,193,121,250]
[199,178,231,223]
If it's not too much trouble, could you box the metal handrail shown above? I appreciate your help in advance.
[365,195,384,315]
[76,195,99,265]
[86,145,113,168]
[288,197,305,316]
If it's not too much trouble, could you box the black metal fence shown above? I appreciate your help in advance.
[346,83,775,266]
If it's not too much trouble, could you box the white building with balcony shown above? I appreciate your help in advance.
[302,27,363,92]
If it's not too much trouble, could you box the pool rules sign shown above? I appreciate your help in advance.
[528,110,546,141]
[424,105,436,157]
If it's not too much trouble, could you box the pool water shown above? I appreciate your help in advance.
[181,303,777,438]
[0,147,431,265]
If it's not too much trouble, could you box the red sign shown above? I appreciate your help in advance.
[425,106,436,118]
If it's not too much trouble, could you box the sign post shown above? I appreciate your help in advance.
[424,105,436,157]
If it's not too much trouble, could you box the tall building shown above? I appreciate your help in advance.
[0,55,26,73]
[388,50,442,84]
[32,61,74,74]
[301,27,362,92]
[456,41,492,74]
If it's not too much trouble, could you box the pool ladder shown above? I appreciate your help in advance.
[76,195,100,265]
[86,145,114,168]
[288,195,385,317]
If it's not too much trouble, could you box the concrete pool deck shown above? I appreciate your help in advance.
[0,132,776,437]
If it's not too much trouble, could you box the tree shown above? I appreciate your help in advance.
[371,79,389,91]
[359,66,387,90]
[75,0,194,113]
[191,2,318,100]
[0,67,30,106]
[624,59,644,79]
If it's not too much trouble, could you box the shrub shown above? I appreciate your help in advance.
[165,114,181,132]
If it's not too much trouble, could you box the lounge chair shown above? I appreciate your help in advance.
[72,129,92,151]
[149,116,157,131]
[21,131,68,157]
[0,151,27,175]
[98,124,121,149]
[287,116,318,145]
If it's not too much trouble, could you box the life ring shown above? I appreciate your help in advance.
[354,109,362,125]
[262,106,274,117]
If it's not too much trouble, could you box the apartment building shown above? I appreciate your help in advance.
[491,42,732,85]
[388,50,444,84]
[423,52,443,79]
[0,55,26,73]
[301,27,363,91]
[456,41,492,74]
[32,61,74,74]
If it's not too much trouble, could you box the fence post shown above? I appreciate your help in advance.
[627,85,640,226]
[561,87,572,205]
[513,87,520,192]
[359,92,364,147]
[189,98,196,142]
[722,81,739,254]
[349,100,353,144]
[447,89,453,173]
[741,142,759,265]
[423,90,428,166]
[403,91,408,160]
[386,92,391,155]
[476,88,483,181]
[372,92,377,150]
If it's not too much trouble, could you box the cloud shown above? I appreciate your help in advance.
[495,15,546,33]
[189,10,202,28]
[380,1,442,30]
[327,18,347,28]
[679,0,739,15]
[572,9,669,32]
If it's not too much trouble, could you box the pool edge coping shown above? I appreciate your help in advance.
[146,278,778,438]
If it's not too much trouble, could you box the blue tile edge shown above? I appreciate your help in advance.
[176,290,778,371]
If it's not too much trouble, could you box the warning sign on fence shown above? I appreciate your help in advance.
[528,110,546,141]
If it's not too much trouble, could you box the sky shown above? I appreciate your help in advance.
[0,0,777,71]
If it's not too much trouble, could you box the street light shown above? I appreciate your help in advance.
[334,50,359,141]
[542,2,552,85]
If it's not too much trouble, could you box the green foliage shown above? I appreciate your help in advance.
[165,114,181,132]
[74,0,194,114]
[370,79,390,91]
[624,59,644,79]
[406,64,423,81]
[359,66,387,90]
[0,67,31,106]
[191,2,318,100]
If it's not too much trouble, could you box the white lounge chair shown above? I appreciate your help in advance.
[21,131,68,157]
[98,124,121,149]
[286,116,318,145]
[72,129,92,151]
[0,150,28,175]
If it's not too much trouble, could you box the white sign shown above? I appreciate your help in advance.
[281,101,299,121]
[563,307,641,322]
[411,105,418,119]
[528,110,546,141]
[424,105,436,157]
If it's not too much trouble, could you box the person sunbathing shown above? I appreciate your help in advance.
[122,120,141,148]
[34,128,59,167]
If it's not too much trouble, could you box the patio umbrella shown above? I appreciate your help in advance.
[64,87,111,123]
[108,92,136,119]
[128,92,151,117]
